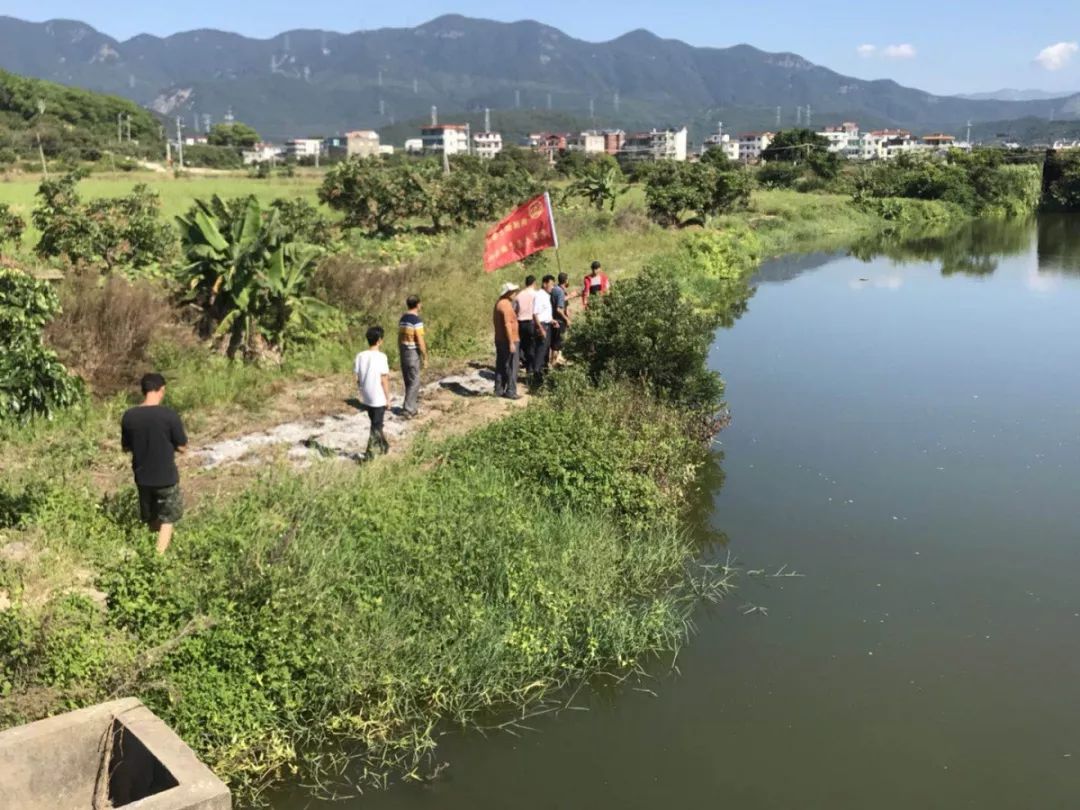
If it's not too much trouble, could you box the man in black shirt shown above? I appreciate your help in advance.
[121,373,188,554]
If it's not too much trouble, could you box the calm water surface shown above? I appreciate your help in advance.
[281,217,1080,808]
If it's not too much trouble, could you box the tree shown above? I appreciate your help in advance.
[207,122,260,148]
[643,160,751,226]
[318,158,427,235]
[32,171,175,272]
[760,129,840,179]
[566,157,627,211]
[0,203,25,253]
[175,195,341,360]
[0,268,83,422]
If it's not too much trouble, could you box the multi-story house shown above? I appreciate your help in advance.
[285,138,322,160]
[473,131,503,159]
[702,133,740,162]
[619,127,688,161]
[421,124,470,155]
[738,132,775,163]
[567,132,606,154]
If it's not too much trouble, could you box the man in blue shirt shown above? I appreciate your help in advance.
[550,272,571,366]
[397,295,428,418]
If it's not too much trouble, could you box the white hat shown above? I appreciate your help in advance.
[499,281,520,296]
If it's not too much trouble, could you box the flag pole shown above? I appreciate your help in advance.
[544,190,562,275]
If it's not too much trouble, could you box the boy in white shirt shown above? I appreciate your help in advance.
[354,325,392,459]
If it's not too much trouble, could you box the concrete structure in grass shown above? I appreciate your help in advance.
[0,697,230,810]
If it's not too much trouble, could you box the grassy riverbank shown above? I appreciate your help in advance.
[0,177,972,805]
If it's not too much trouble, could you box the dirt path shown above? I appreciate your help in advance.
[190,367,529,470]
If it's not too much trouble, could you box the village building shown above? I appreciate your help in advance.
[473,131,503,159]
[346,130,381,158]
[619,127,688,161]
[422,124,470,155]
[738,132,775,163]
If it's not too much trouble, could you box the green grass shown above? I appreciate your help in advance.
[0,381,727,805]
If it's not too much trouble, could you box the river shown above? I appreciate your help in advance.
[278,216,1080,808]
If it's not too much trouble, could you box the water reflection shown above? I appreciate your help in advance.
[1037,214,1080,274]
[851,218,1034,277]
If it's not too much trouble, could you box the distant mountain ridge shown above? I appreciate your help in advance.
[957,89,1077,102]
[1,14,1078,140]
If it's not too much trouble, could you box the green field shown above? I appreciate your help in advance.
[0,171,324,243]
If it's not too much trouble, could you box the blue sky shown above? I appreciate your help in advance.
[5,0,1080,96]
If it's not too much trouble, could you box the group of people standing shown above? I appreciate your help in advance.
[493,260,608,399]
[117,264,610,554]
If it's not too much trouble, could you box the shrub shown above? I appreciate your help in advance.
[0,268,83,421]
[643,161,752,227]
[0,202,25,252]
[565,266,724,414]
[44,272,189,395]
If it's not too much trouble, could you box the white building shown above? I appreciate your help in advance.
[241,142,281,165]
[421,124,470,155]
[473,131,503,159]
[738,132,774,163]
[619,127,689,161]
[404,138,424,155]
[346,130,381,159]
[182,134,208,147]
[567,132,606,154]
[285,138,322,159]
[818,123,862,159]
[379,144,395,156]
[702,133,740,162]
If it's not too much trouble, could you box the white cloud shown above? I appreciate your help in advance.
[1035,41,1078,71]
[857,43,917,61]
[882,43,917,60]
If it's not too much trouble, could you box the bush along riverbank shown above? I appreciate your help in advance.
[0,271,732,805]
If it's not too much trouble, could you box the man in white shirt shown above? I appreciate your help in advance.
[531,275,555,387]
[354,325,392,459]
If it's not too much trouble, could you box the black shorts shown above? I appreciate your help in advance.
[138,484,184,525]
[551,319,567,350]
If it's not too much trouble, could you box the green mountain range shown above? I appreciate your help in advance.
[1,14,1078,142]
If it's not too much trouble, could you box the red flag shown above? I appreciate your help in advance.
[483,192,559,273]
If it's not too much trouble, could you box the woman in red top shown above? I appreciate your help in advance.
[582,260,609,307]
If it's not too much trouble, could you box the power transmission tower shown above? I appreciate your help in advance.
[776,106,781,128]
[484,107,491,133]
[806,105,812,128]
[413,78,419,94]
[547,92,552,111]
[431,106,438,126]
[966,120,972,143]
[175,116,184,169]
[515,89,521,109]
[589,98,595,121]
[613,90,620,114]
[796,106,802,126]
[379,99,386,117]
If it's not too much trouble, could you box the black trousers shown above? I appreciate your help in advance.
[532,324,552,377]
[494,340,519,397]
[363,405,388,457]
[518,320,536,376]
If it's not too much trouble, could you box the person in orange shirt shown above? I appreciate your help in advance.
[493,282,522,400]
[582,260,610,307]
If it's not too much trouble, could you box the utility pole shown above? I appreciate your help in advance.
[118,112,123,144]
[175,116,184,169]
[36,99,47,177]
[126,114,132,142]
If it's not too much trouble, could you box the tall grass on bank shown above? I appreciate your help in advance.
[0,380,728,805]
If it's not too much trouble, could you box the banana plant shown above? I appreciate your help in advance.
[176,195,340,361]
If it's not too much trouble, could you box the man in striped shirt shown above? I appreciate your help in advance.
[397,295,428,418]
